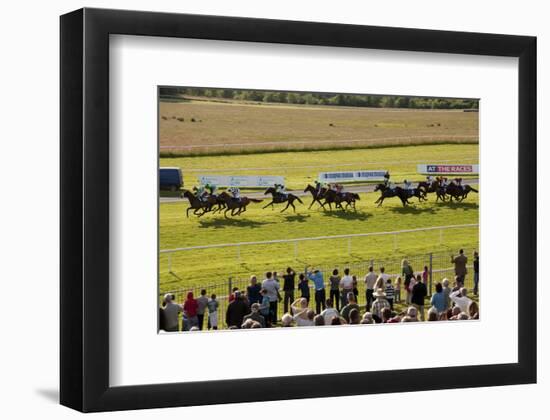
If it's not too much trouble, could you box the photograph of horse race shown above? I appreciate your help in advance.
[158,87,480,333]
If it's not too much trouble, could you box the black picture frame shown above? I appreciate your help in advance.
[60,7,537,412]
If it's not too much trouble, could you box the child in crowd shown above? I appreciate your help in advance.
[385,278,395,310]
[207,293,219,330]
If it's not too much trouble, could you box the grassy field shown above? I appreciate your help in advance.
[159,99,478,155]
[159,144,479,293]
[161,143,479,191]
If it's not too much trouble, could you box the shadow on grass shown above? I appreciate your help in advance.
[389,205,436,215]
[434,201,479,210]
[283,213,312,223]
[320,210,372,221]
[197,218,270,229]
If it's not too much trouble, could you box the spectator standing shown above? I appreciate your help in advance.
[411,274,428,321]
[340,292,360,323]
[329,269,341,311]
[162,293,181,332]
[307,268,326,314]
[262,272,281,324]
[340,268,354,307]
[282,267,296,314]
[385,278,395,309]
[297,273,310,303]
[430,283,446,315]
[196,289,209,330]
[371,288,390,322]
[473,251,479,295]
[451,249,468,286]
[225,291,250,328]
[364,266,378,311]
[320,299,340,325]
[376,267,391,290]
[259,289,271,327]
[401,259,414,287]
[246,275,262,305]
[182,291,199,331]
[207,294,219,330]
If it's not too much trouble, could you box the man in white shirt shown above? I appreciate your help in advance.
[320,299,340,324]
[262,271,280,323]
[449,288,473,313]
[364,266,378,311]
[339,268,354,307]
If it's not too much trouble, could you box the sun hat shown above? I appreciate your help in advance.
[373,288,386,298]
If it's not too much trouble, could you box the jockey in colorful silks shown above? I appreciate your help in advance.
[403,179,414,196]
[274,183,288,199]
[227,186,241,201]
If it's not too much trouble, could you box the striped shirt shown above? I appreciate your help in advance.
[385,284,395,300]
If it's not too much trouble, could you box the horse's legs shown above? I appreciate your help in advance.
[308,198,316,209]
[262,201,274,209]
[280,201,291,213]
[186,207,191,217]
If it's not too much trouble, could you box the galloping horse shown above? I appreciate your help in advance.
[323,189,360,210]
[373,184,410,207]
[182,190,218,217]
[445,183,479,202]
[263,187,303,212]
[217,191,263,217]
[406,185,428,202]
[304,184,328,209]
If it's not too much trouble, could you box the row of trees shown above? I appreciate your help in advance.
[160,87,479,110]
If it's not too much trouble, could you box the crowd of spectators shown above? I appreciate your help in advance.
[159,249,479,332]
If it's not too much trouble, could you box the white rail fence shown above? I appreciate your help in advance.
[160,223,478,272]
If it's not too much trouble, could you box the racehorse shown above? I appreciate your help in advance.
[182,190,218,217]
[217,191,263,217]
[406,184,428,202]
[373,184,410,207]
[304,184,328,209]
[263,187,304,212]
[323,189,360,210]
[444,182,479,202]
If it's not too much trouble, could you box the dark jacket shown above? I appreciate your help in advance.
[243,311,266,327]
[452,254,468,276]
[411,282,428,306]
[225,298,250,328]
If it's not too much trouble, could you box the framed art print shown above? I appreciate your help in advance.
[60,8,536,412]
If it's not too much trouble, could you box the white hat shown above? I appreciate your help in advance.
[373,288,386,298]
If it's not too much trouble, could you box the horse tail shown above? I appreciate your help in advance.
[293,194,303,204]
[468,186,479,193]
[250,198,263,203]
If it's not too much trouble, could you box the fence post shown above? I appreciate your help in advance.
[168,253,172,273]
[429,253,433,296]
[228,276,233,296]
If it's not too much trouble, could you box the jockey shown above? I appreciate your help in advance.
[384,171,391,184]
[426,175,434,184]
[195,185,208,202]
[314,180,323,193]
[228,186,241,200]
[334,183,344,194]
[455,178,464,190]
[387,181,396,191]
[274,183,288,198]
[404,179,414,196]
[205,183,217,195]
[441,177,449,189]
